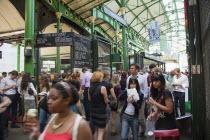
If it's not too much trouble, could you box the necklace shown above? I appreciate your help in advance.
[52,112,70,130]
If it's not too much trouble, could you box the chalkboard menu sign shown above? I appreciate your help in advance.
[36,32,93,68]
[36,32,74,47]
[61,59,71,64]
[74,34,93,68]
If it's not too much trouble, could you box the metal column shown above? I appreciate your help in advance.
[121,1,128,71]
[115,31,119,53]
[55,12,62,75]
[188,1,205,139]
[90,16,98,71]
[24,0,35,76]
[17,43,21,72]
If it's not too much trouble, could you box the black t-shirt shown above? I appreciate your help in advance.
[155,89,177,130]
[101,79,113,96]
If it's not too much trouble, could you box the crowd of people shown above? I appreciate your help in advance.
[0,64,189,140]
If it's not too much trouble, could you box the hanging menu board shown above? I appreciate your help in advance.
[36,32,93,68]
[74,34,93,68]
[36,32,74,47]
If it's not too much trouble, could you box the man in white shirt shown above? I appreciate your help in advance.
[172,68,189,117]
[81,67,92,121]
[126,64,148,137]
[0,70,20,128]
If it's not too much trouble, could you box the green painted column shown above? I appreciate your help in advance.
[17,43,21,72]
[24,0,35,76]
[90,16,98,71]
[120,5,128,70]
[55,12,62,75]
[90,16,96,37]
[115,31,119,53]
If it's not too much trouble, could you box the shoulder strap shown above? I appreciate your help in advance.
[72,115,82,140]
[38,114,57,140]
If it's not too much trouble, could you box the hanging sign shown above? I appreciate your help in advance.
[36,32,74,47]
[148,21,160,43]
[74,34,93,68]
[103,6,127,26]
[36,32,93,68]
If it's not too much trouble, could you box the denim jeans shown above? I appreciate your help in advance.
[173,91,185,117]
[121,113,139,140]
[6,94,18,126]
[39,108,49,133]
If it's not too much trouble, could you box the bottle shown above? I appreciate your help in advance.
[145,115,155,140]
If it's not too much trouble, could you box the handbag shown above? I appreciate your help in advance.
[108,94,117,109]
[117,100,125,114]
[28,88,34,96]
[39,95,49,113]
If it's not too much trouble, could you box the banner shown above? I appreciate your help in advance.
[148,21,160,43]
[160,36,171,55]
[160,36,167,51]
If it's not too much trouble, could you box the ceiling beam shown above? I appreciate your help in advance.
[138,9,184,33]
[159,1,172,32]
[74,0,95,11]
[173,0,179,31]
[125,0,157,13]
[126,6,146,28]
[129,0,160,25]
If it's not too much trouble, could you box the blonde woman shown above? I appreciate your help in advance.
[110,74,122,136]
[89,71,109,140]
[38,74,51,133]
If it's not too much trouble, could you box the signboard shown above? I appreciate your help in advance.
[148,21,160,43]
[74,34,93,68]
[197,65,200,74]
[192,65,200,74]
[61,59,70,65]
[103,6,127,26]
[36,32,74,47]
[36,32,93,68]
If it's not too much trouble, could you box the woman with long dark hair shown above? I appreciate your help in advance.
[148,74,176,130]
[19,74,37,114]
[120,71,128,91]
[118,78,144,140]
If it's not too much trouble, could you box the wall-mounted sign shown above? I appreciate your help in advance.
[103,6,127,26]
[192,65,200,74]
[192,65,196,74]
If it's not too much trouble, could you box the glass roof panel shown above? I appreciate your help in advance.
[102,0,187,54]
